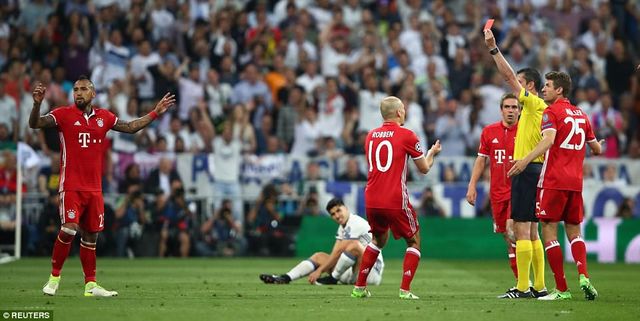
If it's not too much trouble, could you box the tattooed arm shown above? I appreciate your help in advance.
[29,83,57,129]
[112,93,176,134]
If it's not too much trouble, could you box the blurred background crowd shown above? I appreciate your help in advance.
[0,0,638,258]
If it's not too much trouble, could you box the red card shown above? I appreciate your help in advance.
[484,19,494,31]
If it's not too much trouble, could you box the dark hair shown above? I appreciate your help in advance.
[516,68,542,92]
[500,93,519,108]
[75,75,94,90]
[545,71,572,97]
[325,198,345,212]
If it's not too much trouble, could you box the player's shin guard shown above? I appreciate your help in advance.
[400,247,421,291]
[515,240,532,292]
[80,238,97,283]
[331,252,356,280]
[355,244,380,287]
[531,239,546,291]
[570,236,589,278]
[51,227,76,277]
[545,240,568,292]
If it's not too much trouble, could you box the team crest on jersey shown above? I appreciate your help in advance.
[415,142,422,153]
[67,209,76,219]
[542,114,549,122]
[97,118,104,127]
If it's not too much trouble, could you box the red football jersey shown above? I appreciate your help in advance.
[364,122,423,209]
[49,106,118,192]
[538,98,596,191]
[477,121,517,202]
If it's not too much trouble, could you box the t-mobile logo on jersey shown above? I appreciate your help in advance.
[78,132,102,148]
[493,149,511,164]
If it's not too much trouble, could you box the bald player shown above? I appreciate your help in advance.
[351,96,441,300]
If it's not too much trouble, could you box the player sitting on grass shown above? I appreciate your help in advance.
[260,198,384,286]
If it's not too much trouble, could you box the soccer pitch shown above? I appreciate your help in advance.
[1,258,638,321]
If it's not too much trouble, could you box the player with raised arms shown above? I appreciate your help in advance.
[30,76,175,296]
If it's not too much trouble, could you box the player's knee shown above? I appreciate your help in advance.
[61,223,79,234]
[81,232,98,243]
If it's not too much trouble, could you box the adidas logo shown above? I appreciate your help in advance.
[74,121,81,126]
[576,261,583,266]
[360,268,370,274]
[492,138,499,144]
[404,270,412,277]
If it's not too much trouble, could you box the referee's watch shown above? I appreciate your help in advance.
[489,47,500,55]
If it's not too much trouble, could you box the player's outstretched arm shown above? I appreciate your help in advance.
[484,30,522,94]
[28,83,56,129]
[466,156,488,206]
[113,93,176,134]
[508,130,555,177]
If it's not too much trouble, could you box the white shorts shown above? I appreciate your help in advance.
[338,259,384,285]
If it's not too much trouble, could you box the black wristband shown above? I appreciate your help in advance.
[489,47,499,55]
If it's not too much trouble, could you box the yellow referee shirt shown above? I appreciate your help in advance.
[514,88,547,163]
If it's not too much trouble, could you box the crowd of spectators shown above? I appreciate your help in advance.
[0,0,639,256]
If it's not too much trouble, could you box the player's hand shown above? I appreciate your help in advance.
[484,29,497,49]
[32,83,46,105]
[507,159,527,177]
[154,92,176,114]
[428,140,442,156]
[308,270,321,284]
[466,187,477,206]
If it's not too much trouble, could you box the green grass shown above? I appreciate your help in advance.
[1,258,638,321]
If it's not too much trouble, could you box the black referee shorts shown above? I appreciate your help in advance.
[511,163,543,222]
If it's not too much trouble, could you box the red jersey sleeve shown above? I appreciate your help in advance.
[541,108,557,133]
[106,110,118,129]
[478,127,489,157]
[403,129,423,159]
[48,107,65,128]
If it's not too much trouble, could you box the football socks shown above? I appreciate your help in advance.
[400,247,420,291]
[51,228,76,277]
[545,240,568,292]
[355,244,380,287]
[531,239,546,291]
[285,259,316,281]
[515,240,533,292]
[570,236,589,278]
[80,238,97,283]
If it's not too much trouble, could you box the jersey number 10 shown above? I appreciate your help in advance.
[368,140,393,172]
[559,116,586,151]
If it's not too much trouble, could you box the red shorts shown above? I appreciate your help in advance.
[491,199,511,234]
[59,191,105,232]
[536,188,584,224]
[365,205,419,240]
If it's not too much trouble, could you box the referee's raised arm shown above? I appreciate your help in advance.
[484,29,523,95]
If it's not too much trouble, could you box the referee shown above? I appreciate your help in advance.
[484,29,548,299]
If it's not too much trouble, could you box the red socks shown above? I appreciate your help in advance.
[51,228,75,277]
[355,244,380,287]
[545,240,568,292]
[570,236,589,277]
[508,253,518,279]
[80,239,97,283]
[400,248,421,291]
